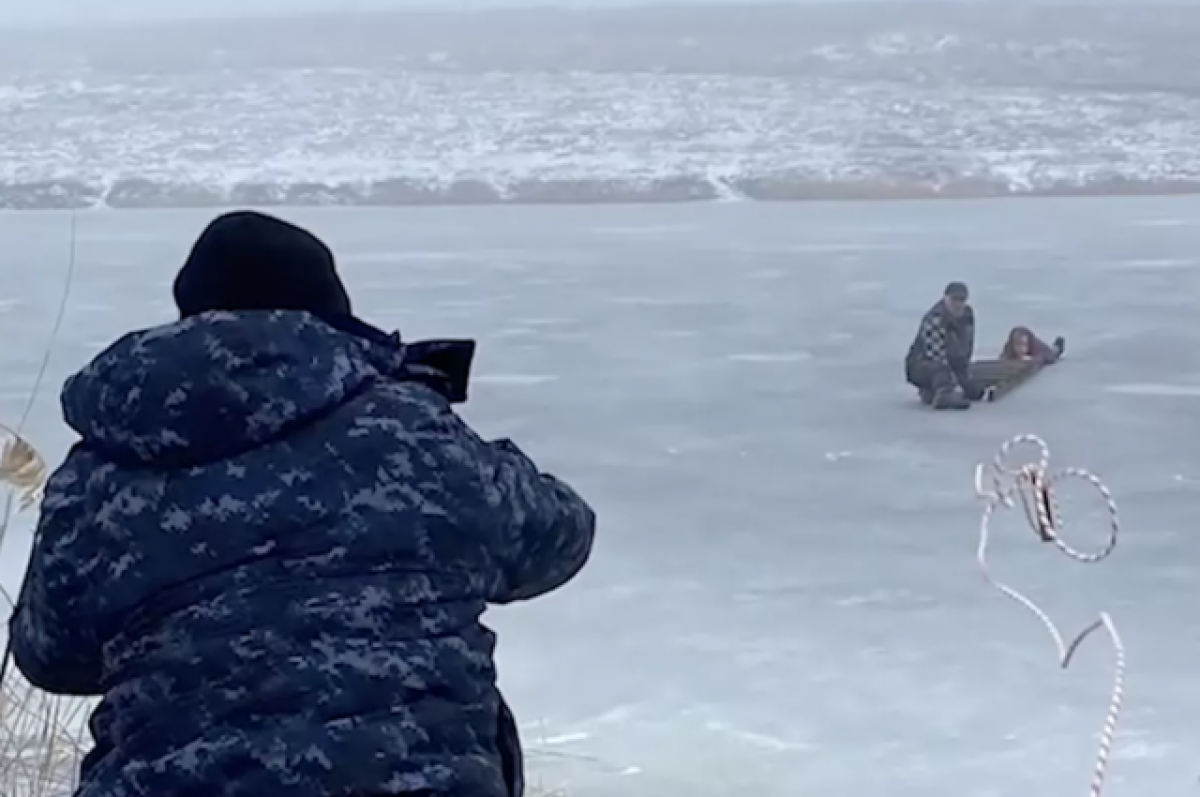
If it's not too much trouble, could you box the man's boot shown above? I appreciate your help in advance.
[932,386,970,410]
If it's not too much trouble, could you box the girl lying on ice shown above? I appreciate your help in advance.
[1000,326,1065,364]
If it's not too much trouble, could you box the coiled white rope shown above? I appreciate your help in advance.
[973,434,1123,797]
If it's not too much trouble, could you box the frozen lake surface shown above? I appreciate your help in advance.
[1,197,1200,795]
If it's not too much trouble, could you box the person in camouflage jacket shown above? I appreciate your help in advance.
[9,211,596,797]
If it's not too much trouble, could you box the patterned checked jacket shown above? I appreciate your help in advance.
[905,300,975,383]
[9,310,596,797]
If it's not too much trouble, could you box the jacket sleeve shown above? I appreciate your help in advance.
[1029,333,1059,364]
[477,436,596,603]
[406,395,596,604]
[8,455,104,696]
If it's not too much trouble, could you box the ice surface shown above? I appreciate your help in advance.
[4,4,1200,207]
[2,197,1200,795]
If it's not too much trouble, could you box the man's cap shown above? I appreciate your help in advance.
[173,210,352,321]
[943,281,969,299]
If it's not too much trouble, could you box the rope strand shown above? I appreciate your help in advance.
[973,434,1124,797]
[0,210,77,685]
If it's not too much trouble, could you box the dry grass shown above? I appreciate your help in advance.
[525,749,575,797]
[0,423,93,797]
[0,425,46,513]
[0,675,91,797]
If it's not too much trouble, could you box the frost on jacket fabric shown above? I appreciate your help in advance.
[9,310,596,797]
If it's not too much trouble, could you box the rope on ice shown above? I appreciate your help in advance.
[973,434,1124,797]
[0,209,77,688]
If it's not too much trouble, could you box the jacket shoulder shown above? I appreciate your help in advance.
[920,304,945,324]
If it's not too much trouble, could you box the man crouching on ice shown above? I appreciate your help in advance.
[9,210,596,797]
[904,280,979,410]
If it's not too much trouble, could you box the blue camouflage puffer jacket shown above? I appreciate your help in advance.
[9,310,596,797]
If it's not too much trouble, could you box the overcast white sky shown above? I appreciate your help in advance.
[4,0,413,27]
[0,0,737,28]
[0,0,1158,29]
[2,0,517,27]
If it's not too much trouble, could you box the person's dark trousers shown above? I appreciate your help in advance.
[906,360,981,407]
[907,360,955,400]
[957,372,985,401]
